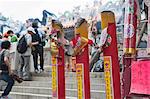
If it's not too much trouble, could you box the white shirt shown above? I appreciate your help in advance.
[89,33,101,55]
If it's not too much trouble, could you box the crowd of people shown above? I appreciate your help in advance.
[0,18,104,98]
[0,22,47,99]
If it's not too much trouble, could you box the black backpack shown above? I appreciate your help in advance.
[0,50,7,71]
[17,35,28,54]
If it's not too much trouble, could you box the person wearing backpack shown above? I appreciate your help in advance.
[0,40,14,99]
[17,27,32,80]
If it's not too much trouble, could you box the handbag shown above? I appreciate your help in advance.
[10,73,23,83]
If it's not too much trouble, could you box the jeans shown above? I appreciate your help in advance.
[18,56,31,80]
[0,72,14,96]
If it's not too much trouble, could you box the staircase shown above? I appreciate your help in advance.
[0,71,106,99]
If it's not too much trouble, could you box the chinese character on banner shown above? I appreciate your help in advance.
[76,63,83,99]
[51,57,57,97]
[104,56,113,99]
[130,61,150,95]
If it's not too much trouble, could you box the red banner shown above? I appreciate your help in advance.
[103,23,121,99]
[123,0,138,54]
[130,61,150,95]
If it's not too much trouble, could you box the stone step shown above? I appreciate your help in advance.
[65,72,104,78]
[31,72,105,79]
[0,80,6,90]
[32,77,105,84]
[0,91,77,99]
[14,81,106,90]
[8,86,105,99]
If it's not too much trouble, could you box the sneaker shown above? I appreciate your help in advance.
[34,69,39,73]
[23,76,31,81]
[0,96,10,99]
[39,69,44,73]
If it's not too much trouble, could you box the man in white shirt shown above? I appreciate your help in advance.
[89,27,108,72]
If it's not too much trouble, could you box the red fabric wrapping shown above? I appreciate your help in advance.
[103,23,121,98]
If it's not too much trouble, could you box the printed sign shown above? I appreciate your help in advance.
[130,61,150,95]
[137,49,147,57]
[124,24,135,38]
[104,56,113,99]
[52,57,57,98]
[76,63,83,99]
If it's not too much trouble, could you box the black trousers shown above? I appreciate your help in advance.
[32,45,44,70]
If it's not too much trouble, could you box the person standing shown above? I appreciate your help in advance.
[89,26,102,72]
[0,40,14,98]
[17,27,32,80]
[31,22,45,73]
[64,40,73,72]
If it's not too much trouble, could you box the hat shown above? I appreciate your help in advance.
[11,35,18,42]
[27,27,36,33]
[32,21,39,28]
[3,32,9,38]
